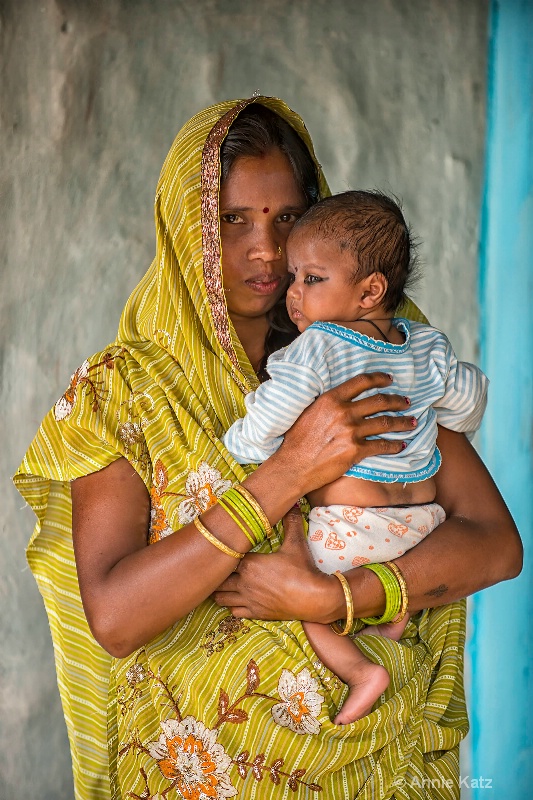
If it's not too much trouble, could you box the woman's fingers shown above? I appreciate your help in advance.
[280,370,415,491]
[352,405,414,436]
[330,371,395,402]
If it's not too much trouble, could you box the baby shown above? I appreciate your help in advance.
[223,190,488,724]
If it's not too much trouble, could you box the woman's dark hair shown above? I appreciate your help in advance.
[221,103,320,207]
[220,104,321,379]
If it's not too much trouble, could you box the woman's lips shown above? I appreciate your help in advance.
[245,276,283,295]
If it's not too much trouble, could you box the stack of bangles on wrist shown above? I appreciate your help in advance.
[330,561,409,636]
[193,484,273,560]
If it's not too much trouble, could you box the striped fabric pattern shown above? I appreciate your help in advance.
[14,97,469,800]
[224,318,488,483]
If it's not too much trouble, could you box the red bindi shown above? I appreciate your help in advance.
[263,207,269,213]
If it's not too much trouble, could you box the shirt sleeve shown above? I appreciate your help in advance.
[433,340,489,437]
[223,332,330,464]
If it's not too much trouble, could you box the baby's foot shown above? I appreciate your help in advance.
[333,659,390,724]
[354,613,410,642]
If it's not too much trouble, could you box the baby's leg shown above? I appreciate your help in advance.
[303,620,389,724]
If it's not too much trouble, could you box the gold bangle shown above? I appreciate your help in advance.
[193,517,245,560]
[330,571,354,636]
[384,560,409,623]
[234,484,273,538]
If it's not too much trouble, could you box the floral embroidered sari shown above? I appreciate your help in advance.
[14,97,468,800]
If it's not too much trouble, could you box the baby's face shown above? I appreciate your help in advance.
[286,231,363,332]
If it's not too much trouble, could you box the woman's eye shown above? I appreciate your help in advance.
[220,213,242,224]
[304,275,322,285]
[278,213,299,224]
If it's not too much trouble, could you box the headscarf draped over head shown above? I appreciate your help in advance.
[14,97,465,800]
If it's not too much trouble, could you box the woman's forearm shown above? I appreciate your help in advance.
[324,512,522,624]
[214,428,522,625]
[324,427,522,622]
[73,454,307,658]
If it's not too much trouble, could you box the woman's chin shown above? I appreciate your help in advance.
[226,289,287,319]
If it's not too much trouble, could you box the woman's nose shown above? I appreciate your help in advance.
[247,224,283,263]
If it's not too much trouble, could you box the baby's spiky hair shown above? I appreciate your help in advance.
[290,190,419,312]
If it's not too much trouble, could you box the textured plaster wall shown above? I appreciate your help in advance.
[0,1,488,797]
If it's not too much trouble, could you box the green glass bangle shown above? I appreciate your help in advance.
[217,496,257,547]
[234,484,273,538]
[359,563,402,625]
[224,490,259,538]
[224,488,266,545]
[222,489,265,546]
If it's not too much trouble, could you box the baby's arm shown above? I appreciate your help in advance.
[433,338,488,437]
[223,335,328,463]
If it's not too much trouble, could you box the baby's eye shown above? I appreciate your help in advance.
[304,275,322,285]
[287,273,296,284]
[220,213,243,224]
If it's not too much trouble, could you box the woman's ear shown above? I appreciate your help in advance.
[359,272,388,309]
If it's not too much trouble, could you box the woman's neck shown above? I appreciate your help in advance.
[230,313,270,374]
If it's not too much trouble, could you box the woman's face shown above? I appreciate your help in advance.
[219,149,308,323]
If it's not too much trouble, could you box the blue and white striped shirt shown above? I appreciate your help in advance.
[223,319,488,483]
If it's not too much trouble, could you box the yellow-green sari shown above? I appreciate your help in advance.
[14,97,468,800]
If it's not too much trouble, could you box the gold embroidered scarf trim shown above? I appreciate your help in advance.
[201,98,253,384]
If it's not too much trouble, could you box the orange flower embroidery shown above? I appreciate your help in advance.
[177,462,232,525]
[147,717,237,799]
[149,460,173,543]
[54,360,91,420]
[120,659,323,796]
[271,668,323,735]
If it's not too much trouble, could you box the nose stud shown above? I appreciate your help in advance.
[277,246,282,257]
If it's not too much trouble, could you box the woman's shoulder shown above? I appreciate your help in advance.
[15,343,139,486]
[52,344,128,422]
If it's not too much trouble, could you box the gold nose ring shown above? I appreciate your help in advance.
[277,246,282,257]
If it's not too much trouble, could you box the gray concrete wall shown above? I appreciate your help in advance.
[0,1,488,797]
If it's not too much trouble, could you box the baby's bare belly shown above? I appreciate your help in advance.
[307,476,437,510]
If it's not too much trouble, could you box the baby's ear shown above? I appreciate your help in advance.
[359,272,388,308]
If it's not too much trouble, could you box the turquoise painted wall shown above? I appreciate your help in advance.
[471,0,533,796]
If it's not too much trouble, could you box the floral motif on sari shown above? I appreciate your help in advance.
[53,349,125,421]
[149,460,233,543]
[177,462,232,525]
[201,615,250,658]
[116,392,153,469]
[120,660,324,798]
[271,668,323,735]
[147,717,237,799]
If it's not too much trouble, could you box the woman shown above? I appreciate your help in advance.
[14,97,521,800]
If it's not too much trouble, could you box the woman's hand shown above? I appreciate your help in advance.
[213,507,339,622]
[216,428,523,625]
[276,372,414,496]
